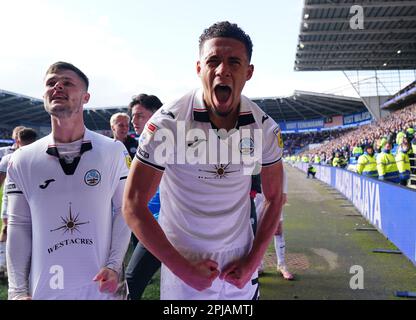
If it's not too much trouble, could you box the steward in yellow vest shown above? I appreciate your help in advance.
[356,145,377,178]
[377,142,400,183]
[395,141,411,186]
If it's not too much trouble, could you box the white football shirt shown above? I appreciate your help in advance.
[0,152,13,219]
[6,129,131,300]
[0,146,14,162]
[137,89,283,258]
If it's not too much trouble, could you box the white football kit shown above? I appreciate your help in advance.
[0,153,13,219]
[137,89,283,299]
[0,146,14,162]
[6,129,131,300]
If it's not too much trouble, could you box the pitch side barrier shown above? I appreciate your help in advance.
[293,162,416,266]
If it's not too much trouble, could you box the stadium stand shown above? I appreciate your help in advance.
[0,88,129,133]
[283,128,354,155]
[299,103,415,160]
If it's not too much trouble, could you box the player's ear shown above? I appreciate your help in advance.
[83,92,90,104]
[246,64,254,81]
[196,61,202,77]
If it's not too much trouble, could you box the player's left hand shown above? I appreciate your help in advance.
[93,267,119,293]
[219,259,255,289]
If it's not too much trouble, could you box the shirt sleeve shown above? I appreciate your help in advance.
[261,119,283,167]
[0,155,8,173]
[105,143,131,274]
[1,175,9,220]
[5,163,32,300]
[136,111,175,171]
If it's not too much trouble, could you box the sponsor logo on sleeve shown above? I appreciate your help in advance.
[124,150,132,169]
[138,147,150,159]
[273,127,284,148]
[146,122,158,135]
[6,182,17,191]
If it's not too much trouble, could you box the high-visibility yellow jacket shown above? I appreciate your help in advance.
[377,152,400,183]
[314,156,321,163]
[352,146,363,157]
[356,153,377,177]
[396,131,406,145]
[395,150,410,181]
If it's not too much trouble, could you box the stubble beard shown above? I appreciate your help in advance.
[45,102,82,119]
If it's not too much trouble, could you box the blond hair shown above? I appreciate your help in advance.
[110,112,130,126]
[12,125,25,140]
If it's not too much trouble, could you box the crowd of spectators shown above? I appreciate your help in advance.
[282,128,354,155]
[0,128,13,148]
[0,128,12,140]
[296,103,416,165]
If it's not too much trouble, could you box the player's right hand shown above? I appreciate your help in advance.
[182,259,220,291]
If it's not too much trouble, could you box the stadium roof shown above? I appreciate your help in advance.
[1,88,367,131]
[381,79,416,109]
[0,89,49,127]
[0,89,126,131]
[295,0,416,71]
[253,90,366,122]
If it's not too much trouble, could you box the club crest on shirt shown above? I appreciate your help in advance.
[84,169,101,186]
[129,147,137,155]
[239,137,254,155]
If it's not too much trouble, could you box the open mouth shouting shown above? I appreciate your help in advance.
[213,84,233,115]
[51,94,68,103]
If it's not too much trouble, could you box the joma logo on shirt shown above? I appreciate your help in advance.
[39,179,56,189]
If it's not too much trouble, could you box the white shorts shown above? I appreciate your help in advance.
[160,245,259,300]
[1,190,7,220]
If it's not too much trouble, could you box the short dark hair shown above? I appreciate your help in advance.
[45,61,89,90]
[128,94,162,114]
[199,21,253,62]
[17,128,37,145]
